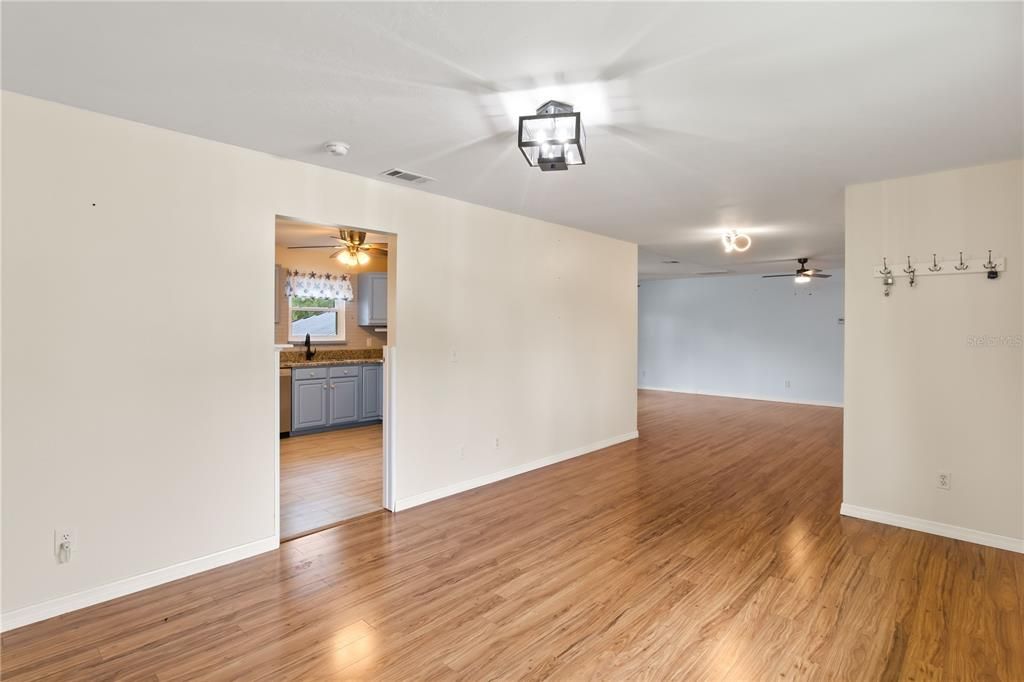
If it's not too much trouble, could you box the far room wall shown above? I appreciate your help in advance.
[275,243,389,349]
[638,272,845,406]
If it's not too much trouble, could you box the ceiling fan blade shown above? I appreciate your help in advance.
[287,245,342,249]
[363,246,389,254]
[809,273,832,278]
[741,256,816,265]
[761,273,797,278]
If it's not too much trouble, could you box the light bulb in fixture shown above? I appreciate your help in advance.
[337,250,357,266]
[356,251,370,265]
[518,101,586,172]
[722,233,734,253]
[794,275,811,284]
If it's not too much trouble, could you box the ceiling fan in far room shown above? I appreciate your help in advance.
[288,229,387,266]
[762,258,832,284]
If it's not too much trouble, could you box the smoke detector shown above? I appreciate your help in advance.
[323,141,350,156]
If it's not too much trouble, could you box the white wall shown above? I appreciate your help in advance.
[0,93,638,624]
[844,160,1023,550]
[638,272,844,406]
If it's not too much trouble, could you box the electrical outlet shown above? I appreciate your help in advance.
[494,437,500,449]
[785,380,791,389]
[937,471,951,490]
[54,528,74,563]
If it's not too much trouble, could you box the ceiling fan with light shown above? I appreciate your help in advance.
[762,258,832,283]
[287,229,387,267]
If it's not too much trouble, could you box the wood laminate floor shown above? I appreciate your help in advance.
[280,424,383,540]
[3,391,1022,680]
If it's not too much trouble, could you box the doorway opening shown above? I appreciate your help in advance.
[274,215,394,541]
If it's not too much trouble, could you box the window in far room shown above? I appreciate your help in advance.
[288,295,345,343]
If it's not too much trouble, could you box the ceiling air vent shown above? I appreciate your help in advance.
[380,168,435,184]
[695,270,731,276]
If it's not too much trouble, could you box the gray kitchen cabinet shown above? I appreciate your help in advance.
[292,379,328,430]
[357,272,388,327]
[329,376,359,425]
[359,364,383,420]
[290,362,384,434]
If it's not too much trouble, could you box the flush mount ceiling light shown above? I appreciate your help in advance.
[721,230,752,253]
[518,100,586,172]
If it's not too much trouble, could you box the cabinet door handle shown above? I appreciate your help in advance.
[330,384,335,389]
[322,384,328,391]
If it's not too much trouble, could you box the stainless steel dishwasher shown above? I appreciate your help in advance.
[279,367,292,436]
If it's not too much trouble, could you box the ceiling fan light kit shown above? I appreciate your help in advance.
[722,230,751,253]
[336,248,370,267]
[518,100,586,172]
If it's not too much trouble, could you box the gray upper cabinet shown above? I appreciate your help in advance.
[329,376,359,425]
[357,272,388,327]
[293,379,328,430]
[359,364,383,420]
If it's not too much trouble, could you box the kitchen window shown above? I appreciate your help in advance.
[288,295,346,343]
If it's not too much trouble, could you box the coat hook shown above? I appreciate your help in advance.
[903,256,916,287]
[984,250,999,280]
[954,251,968,271]
[880,257,894,296]
[928,253,942,272]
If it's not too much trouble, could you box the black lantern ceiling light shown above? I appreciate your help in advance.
[517,100,586,171]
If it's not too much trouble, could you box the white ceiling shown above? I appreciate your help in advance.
[4,3,1021,278]
[275,217,388,249]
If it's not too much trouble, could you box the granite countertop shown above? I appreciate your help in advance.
[281,358,384,368]
[279,347,384,369]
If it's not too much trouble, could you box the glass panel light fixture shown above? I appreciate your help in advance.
[518,100,586,171]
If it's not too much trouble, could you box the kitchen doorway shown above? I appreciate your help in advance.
[274,215,394,541]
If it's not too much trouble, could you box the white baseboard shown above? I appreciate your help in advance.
[840,503,1023,554]
[639,386,843,408]
[1,536,279,632]
[394,430,640,512]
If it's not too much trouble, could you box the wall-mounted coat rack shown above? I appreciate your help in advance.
[872,252,1006,281]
